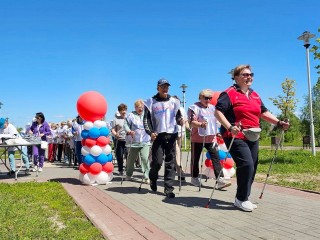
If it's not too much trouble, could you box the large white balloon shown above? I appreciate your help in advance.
[80,173,95,185]
[106,172,113,182]
[81,146,90,156]
[94,120,107,128]
[204,167,216,179]
[90,145,103,156]
[223,167,236,179]
[95,171,109,184]
[102,145,112,155]
[84,121,94,130]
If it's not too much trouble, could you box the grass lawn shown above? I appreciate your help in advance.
[256,149,320,192]
[0,182,105,240]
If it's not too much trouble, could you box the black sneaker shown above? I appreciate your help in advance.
[150,180,157,192]
[7,170,15,175]
[164,189,175,198]
[178,176,186,181]
[25,169,30,175]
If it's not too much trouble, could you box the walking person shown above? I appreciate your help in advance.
[0,118,30,175]
[29,112,51,172]
[143,79,184,198]
[73,115,84,167]
[215,64,289,212]
[124,99,151,183]
[111,104,128,176]
[188,89,231,189]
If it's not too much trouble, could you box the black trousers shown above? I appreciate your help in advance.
[149,133,177,192]
[115,140,126,172]
[191,141,222,178]
[57,143,64,161]
[224,138,259,202]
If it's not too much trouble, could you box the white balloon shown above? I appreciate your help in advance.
[81,173,94,184]
[204,167,215,179]
[95,171,109,184]
[102,145,112,155]
[84,121,94,130]
[223,167,236,179]
[106,172,113,182]
[94,120,107,128]
[87,173,97,184]
[90,145,103,156]
[81,146,90,156]
[79,173,84,183]
[218,144,228,152]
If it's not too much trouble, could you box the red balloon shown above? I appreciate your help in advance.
[210,91,221,106]
[79,163,90,174]
[85,138,97,148]
[224,158,234,169]
[205,159,213,168]
[81,139,86,146]
[102,162,114,173]
[96,136,110,147]
[77,91,108,122]
[217,137,224,145]
[89,162,102,175]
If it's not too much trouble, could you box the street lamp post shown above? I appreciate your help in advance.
[298,31,316,156]
[180,84,188,149]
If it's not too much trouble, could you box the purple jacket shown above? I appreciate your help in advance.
[30,121,51,141]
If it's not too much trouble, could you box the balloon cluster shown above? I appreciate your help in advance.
[76,91,114,185]
[204,137,236,179]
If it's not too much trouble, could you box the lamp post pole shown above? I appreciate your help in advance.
[298,31,316,156]
[180,84,188,149]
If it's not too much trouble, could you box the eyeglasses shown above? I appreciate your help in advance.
[203,97,212,100]
[240,73,254,78]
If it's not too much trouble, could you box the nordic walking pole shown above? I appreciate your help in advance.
[198,134,207,192]
[184,127,192,173]
[205,136,235,208]
[259,119,289,199]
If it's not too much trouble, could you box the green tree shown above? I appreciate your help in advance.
[310,27,320,81]
[268,78,300,142]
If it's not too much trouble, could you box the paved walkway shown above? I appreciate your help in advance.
[1,153,320,240]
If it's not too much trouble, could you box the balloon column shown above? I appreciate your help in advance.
[76,91,114,185]
[204,136,236,179]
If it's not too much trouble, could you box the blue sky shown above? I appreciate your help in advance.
[0,0,319,127]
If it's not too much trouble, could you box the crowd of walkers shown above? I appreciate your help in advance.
[1,64,290,212]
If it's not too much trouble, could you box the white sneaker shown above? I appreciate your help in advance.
[191,177,201,187]
[144,178,150,184]
[216,177,231,190]
[38,167,43,172]
[250,201,258,209]
[31,166,38,172]
[234,198,254,212]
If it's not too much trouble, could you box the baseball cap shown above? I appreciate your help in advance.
[157,79,171,86]
[0,118,6,129]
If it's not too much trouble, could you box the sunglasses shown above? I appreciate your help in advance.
[203,97,212,100]
[240,73,254,77]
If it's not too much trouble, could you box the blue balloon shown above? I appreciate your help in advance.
[227,152,232,158]
[106,153,113,162]
[88,127,100,139]
[96,153,108,165]
[100,127,110,137]
[206,152,211,159]
[81,129,89,139]
[83,154,96,165]
[218,150,227,160]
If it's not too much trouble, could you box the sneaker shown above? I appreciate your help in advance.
[144,178,150,184]
[234,198,254,212]
[191,177,201,187]
[7,170,16,175]
[150,180,157,192]
[31,166,38,172]
[38,167,43,172]
[216,177,232,190]
[250,201,258,209]
[25,169,30,174]
[125,176,132,181]
[164,189,175,198]
[178,175,186,181]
